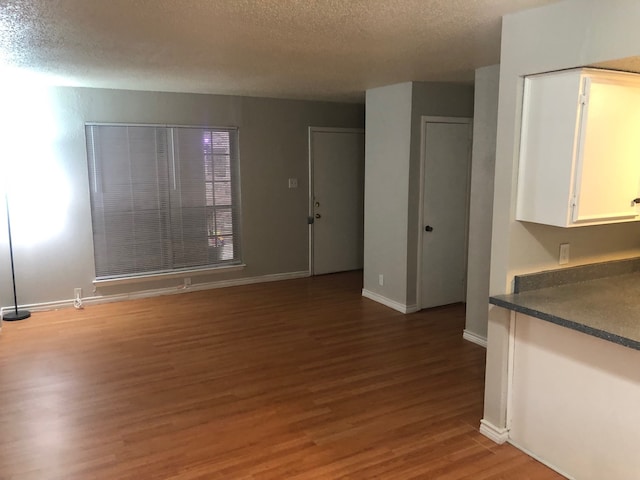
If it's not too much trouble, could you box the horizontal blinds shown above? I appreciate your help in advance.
[170,127,241,269]
[86,124,241,279]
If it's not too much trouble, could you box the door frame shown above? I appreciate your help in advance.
[416,116,473,310]
[308,127,365,275]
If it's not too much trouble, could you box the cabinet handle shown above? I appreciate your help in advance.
[633,198,640,205]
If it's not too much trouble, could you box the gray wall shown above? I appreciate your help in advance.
[484,0,640,430]
[363,81,474,309]
[465,65,500,340]
[0,87,363,307]
[363,83,413,305]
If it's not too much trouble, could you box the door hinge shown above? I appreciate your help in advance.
[579,93,588,106]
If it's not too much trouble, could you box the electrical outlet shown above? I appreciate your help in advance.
[559,243,570,265]
[378,274,384,286]
[73,287,84,310]
[288,178,298,189]
[183,277,191,288]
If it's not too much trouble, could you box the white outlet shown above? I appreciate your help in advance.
[559,243,570,265]
[288,178,298,189]
[184,277,191,288]
[378,274,384,286]
[73,287,84,309]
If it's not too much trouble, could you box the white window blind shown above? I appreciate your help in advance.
[86,124,241,279]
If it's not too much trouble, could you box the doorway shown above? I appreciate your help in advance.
[417,117,473,309]
[308,128,365,275]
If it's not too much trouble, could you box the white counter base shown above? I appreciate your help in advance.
[508,314,640,479]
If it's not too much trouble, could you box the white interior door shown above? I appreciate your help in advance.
[310,128,365,275]
[420,119,472,309]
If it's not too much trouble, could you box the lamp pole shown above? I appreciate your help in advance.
[3,192,30,321]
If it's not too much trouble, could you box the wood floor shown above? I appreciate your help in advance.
[0,272,563,479]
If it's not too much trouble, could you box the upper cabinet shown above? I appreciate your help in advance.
[516,68,640,227]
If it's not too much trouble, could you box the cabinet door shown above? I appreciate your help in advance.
[516,71,583,227]
[573,77,640,223]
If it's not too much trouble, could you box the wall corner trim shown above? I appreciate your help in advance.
[361,289,418,314]
[479,419,509,444]
[463,329,488,348]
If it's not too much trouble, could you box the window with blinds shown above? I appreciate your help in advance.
[86,124,241,280]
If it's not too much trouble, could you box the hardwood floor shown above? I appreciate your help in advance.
[0,272,563,479]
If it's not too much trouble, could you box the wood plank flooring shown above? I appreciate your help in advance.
[0,272,563,479]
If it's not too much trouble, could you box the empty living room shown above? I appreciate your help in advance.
[5,0,635,478]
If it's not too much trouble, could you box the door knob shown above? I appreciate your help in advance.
[315,201,320,207]
[315,213,322,219]
[425,225,433,232]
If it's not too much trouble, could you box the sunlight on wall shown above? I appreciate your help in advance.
[0,70,70,246]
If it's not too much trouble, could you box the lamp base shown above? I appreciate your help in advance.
[3,310,31,321]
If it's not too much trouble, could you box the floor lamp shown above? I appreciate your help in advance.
[3,193,30,321]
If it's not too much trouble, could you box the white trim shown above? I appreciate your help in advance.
[93,264,246,287]
[506,310,517,431]
[508,439,576,480]
[416,116,473,310]
[308,127,315,275]
[1,271,310,318]
[308,127,366,275]
[462,329,487,348]
[361,289,418,314]
[479,419,509,444]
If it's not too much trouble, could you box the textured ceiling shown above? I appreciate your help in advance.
[0,0,558,102]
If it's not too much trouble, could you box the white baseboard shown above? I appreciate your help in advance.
[361,289,418,314]
[0,271,310,318]
[479,419,509,444]
[463,329,487,348]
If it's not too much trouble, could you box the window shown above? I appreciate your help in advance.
[86,124,241,279]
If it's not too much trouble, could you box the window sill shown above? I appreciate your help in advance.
[93,264,246,288]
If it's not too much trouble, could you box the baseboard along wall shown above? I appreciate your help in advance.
[479,419,509,444]
[0,271,311,319]
[463,329,488,348]
[361,289,418,314]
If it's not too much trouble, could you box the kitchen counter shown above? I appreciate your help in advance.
[490,259,640,351]
[488,258,640,480]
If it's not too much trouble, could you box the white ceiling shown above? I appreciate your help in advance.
[0,0,559,103]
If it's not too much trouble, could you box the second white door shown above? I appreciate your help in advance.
[420,119,472,309]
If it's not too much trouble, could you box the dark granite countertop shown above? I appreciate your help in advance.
[490,261,640,351]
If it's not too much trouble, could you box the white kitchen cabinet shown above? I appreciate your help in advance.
[516,68,640,227]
